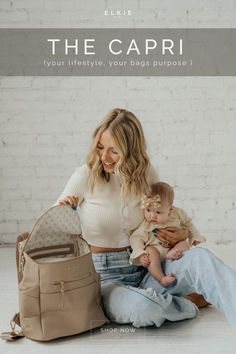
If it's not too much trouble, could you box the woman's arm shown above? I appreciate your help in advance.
[178,208,207,246]
[54,164,89,207]
[157,228,189,248]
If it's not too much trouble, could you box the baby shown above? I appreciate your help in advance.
[130,182,206,287]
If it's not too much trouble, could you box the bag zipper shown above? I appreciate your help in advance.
[51,272,91,309]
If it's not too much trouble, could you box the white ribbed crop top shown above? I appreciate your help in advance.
[55,164,159,248]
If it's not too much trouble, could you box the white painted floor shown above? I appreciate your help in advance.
[0,244,236,354]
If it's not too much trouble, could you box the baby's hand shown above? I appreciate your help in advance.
[139,253,150,268]
[192,240,200,246]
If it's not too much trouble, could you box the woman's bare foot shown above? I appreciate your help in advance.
[160,272,176,287]
[166,249,183,260]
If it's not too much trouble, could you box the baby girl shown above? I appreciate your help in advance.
[130,182,206,287]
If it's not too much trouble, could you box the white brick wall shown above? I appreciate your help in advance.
[1,0,236,28]
[0,1,236,244]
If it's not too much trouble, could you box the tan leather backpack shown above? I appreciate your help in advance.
[1,205,109,341]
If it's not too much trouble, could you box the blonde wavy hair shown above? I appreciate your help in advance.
[86,108,150,201]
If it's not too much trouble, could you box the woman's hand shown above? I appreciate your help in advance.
[59,196,79,209]
[157,228,189,248]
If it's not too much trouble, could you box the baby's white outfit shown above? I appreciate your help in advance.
[129,206,206,265]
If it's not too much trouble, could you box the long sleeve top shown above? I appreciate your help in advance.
[55,164,159,248]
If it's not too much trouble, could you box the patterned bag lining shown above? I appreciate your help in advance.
[24,206,90,262]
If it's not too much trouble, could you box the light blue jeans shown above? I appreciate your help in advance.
[92,247,236,329]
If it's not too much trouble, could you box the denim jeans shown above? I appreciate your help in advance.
[92,247,236,329]
[92,248,199,328]
[140,247,236,329]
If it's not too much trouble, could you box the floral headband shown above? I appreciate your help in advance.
[141,194,162,209]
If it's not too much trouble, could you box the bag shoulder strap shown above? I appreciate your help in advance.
[1,313,24,342]
[1,232,30,342]
[16,232,29,284]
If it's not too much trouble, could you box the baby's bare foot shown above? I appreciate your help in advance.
[166,249,183,260]
[160,273,176,287]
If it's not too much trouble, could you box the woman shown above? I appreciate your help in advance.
[56,108,236,328]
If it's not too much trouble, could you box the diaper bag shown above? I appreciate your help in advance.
[1,205,109,341]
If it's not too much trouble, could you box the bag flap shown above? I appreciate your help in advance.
[24,205,89,255]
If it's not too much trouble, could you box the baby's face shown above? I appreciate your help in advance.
[144,204,172,224]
